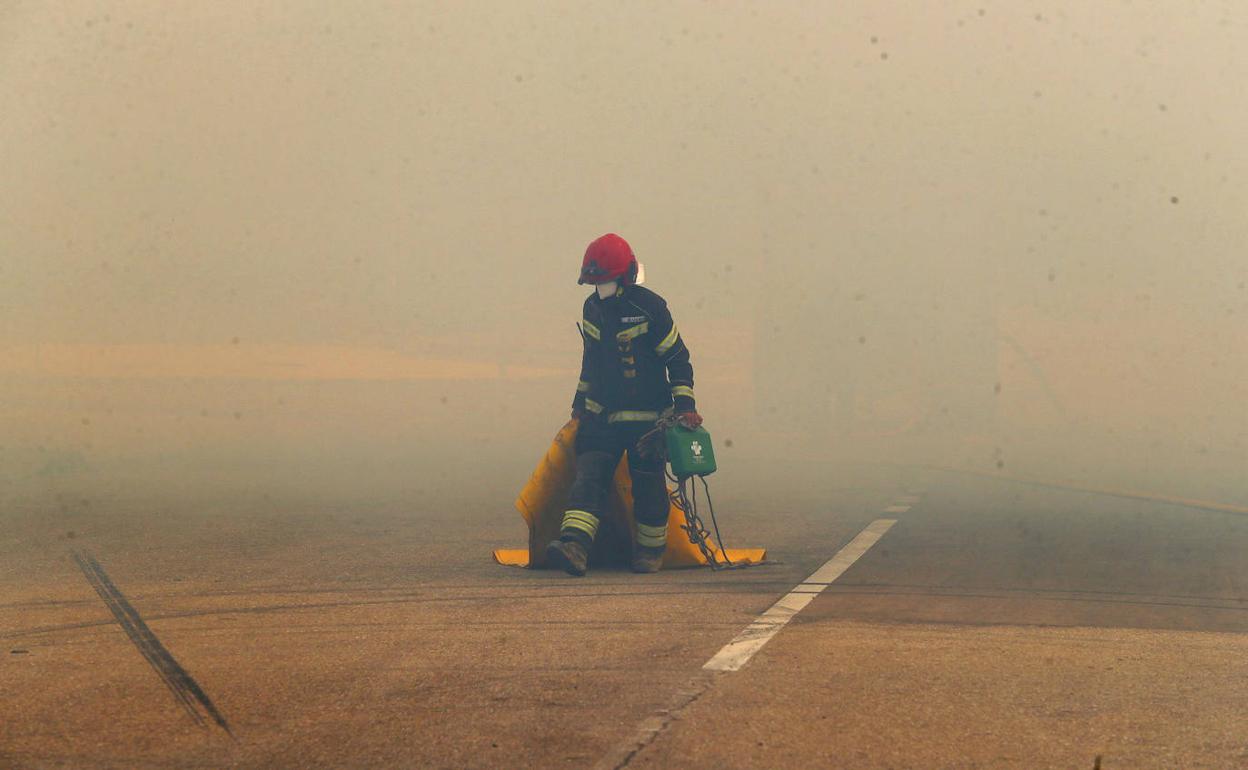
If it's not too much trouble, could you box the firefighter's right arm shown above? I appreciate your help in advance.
[571,312,604,419]
[570,333,593,417]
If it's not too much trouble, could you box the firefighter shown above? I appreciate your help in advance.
[546,233,703,577]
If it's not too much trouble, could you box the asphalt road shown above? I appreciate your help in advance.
[2,467,1245,768]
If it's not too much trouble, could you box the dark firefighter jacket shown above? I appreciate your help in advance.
[571,284,696,423]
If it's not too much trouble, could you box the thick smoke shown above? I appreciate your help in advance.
[2,2,1244,510]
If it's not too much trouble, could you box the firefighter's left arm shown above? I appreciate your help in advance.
[652,303,696,414]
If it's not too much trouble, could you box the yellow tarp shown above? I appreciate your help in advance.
[493,419,766,569]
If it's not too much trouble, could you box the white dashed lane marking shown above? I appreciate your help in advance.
[600,497,921,767]
[702,518,897,672]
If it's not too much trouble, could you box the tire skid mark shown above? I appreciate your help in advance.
[72,551,232,736]
[5,613,754,643]
[15,579,1248,645]
[2,578,798,612]
[3,585,804,640]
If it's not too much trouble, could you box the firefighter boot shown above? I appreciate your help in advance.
[546,538,589,577]
[631,545,664,573]
[550,507,600,577]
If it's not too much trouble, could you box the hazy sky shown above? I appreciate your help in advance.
[2,1,1245,497]
[4,1,1244,343]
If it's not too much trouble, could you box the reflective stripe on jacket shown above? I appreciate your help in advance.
[571,285,696,419]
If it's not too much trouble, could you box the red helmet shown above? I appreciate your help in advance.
[578,233,638,285]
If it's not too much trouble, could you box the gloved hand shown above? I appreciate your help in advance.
[676,411,703,429]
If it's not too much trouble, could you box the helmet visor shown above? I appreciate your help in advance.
[578,260,611,284]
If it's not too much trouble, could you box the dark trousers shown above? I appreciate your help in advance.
[560,418,669,548]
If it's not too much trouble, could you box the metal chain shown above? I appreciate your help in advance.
[668,476,719,568]
[636,412,681,462]
[641,413,747,570]
[667,472,746,570]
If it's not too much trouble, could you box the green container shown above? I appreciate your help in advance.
[665,424,717,478]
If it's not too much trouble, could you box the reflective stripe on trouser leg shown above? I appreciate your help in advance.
[636,521,667,549]
[561,509,599,542]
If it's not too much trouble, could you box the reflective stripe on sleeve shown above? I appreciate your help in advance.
[670,385,695,400]
[655,325,680,356]
[636,522,667,548]
[582,320,601,341]
[577,380,591,393]
[584,398,605,414]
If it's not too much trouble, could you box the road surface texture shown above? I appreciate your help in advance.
[2,465,1246,768]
